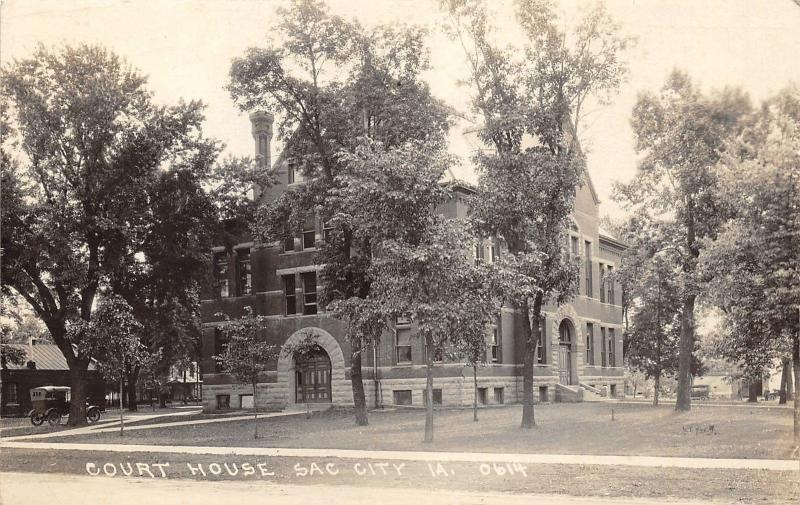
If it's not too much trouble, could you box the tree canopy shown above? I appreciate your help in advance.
[227,0,451,426]
[614,70,752,411]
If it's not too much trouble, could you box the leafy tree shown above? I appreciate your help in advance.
[615,70,752,411]
[700,85,800,441]
[73,295,146,436]
[227,0,449,426]
[373,218,498,443]
[335,138,500,441]
[1,44,252,423]
[0,332,27,368]
[621,249,683,406]
[215,306,279,439]
[442,0,631,428]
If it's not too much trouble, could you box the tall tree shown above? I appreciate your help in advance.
[615,70,752,411]
[215,306,279,440]
[338,139,499,442]
[700,85,800,441]
[0,44,228,424]
[373,218,498,443]
[227,0,449,426]
[442,0,631,428]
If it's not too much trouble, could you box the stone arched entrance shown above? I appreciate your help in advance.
[558,319,576,385]
[294,347,331,403]
[277,328,346,405]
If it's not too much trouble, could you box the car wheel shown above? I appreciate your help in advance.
[46,410,61,427]
[30,411,44,426]
[87,408,101,424]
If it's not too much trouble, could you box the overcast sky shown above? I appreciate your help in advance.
[3,0,800,219]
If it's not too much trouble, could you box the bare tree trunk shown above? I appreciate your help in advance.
[747,381,759,403]
[473,364,478,422]
[119,378,124,437]
[424,339,434,443]
[126,367,139,412]
[779,359,790,405]
[675,294,696,412]
[792,333,799,445]
[253,382,258,439]
[653,371,661,406]
[67,363,89,426]
[351,349,368,426]
[522,295,542,429]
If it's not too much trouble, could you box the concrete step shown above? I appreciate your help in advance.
[554,383,584,402]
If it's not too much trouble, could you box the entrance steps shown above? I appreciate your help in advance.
[554,383,584,402]
[579,383,615,402]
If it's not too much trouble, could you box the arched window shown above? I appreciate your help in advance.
[559,320,572,344]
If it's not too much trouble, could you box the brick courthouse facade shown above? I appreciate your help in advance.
[199,112,625,412]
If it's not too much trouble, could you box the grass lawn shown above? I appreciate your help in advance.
[48,402,798,460]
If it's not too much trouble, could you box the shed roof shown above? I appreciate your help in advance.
[2,344,97,371]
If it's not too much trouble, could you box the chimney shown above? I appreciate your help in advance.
[249,111,274,200]
[250,111,274,168]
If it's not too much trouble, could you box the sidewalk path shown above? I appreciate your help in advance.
[2,439,797,472]
[0,410,298,442]
[1,471,752,505]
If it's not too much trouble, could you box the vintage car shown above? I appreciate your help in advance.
[28,386,102,426]
[690,384,710,400]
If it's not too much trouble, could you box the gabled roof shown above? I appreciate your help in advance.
[2,344,97,371]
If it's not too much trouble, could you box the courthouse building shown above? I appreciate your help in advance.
[199,112,625,412]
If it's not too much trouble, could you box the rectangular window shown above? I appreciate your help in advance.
[302,272,317,315]
[214,253,229,298]
[570,235,579,256]
[608,328,616,367]
[586,323,594,366]
[493,387,504,404]
[239,394,254,409]
[283,274,297,315]
[395,328,412,364]
[213,328,228,373]
[236,249,252,296]
[477,388,488,405]
[600,327,607,367]
[599,263,606,303]
[393,390,412,406]
[490,327,499,363]
[323,220,334,245]
[216,394,230,410]
[489,244,496,263]
[287,162,296,184]
[474,241,485,264]
[607,265,615,305]
[283,223,295,253]
[302,215,316,250]
[536,318,547,364]
[4,383,18,404]
[584,241,593,298]
[539,386,548,403]
[424,389,443,406]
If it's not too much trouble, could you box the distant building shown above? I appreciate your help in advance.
[0,341,106,417]
[199,113,626,412]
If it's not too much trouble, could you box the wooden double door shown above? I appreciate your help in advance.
[295,348,332,403]
[558,320,574,385]
[558,344,572,385]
